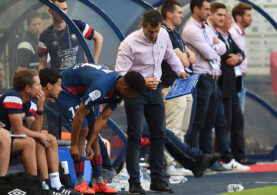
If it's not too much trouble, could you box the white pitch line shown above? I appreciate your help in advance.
[255,181,277,184]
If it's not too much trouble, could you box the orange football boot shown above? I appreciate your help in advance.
[74,182,95,194]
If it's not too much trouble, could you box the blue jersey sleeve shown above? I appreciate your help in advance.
[38,27,51,57]
[3,95,23,115]
[73,20,95,40]
[81,86,103,110]
[23,100,37,117]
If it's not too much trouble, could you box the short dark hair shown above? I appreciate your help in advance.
[39,68,62,87]
[123,71,145,93]
[161,0,182,19]
[142,9,162,27]
[232,2,253,22]
[26,11,42,26]
[190,0,210,13]
[13,68,38,91]
[210,2,226,14]
[50,0,66,3]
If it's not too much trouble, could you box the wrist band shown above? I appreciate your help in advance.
[36,110,44,115]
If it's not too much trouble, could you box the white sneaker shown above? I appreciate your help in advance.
[222,159,250,171]
[165,165,177,176]
[175,168,193,176]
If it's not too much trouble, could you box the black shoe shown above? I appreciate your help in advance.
[237,159,257,165]
[129,183,146,194]
[191,153,221,177]
[150,180,174,193]
[58,186,82,195]
[46,188,62,195]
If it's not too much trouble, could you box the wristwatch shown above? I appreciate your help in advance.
[211,45,217,50]
[238,54,244,62]
[36,110,44,115]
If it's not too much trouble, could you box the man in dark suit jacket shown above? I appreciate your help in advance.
[204,2,252,171]
[217,11,254,165]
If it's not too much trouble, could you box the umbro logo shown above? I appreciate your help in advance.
[8,189,27,195]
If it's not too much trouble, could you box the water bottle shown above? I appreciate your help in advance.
[110,163,129,191]
[119,180,129,191]
[169,176,187,184]
[119,169,129,192]
[141,168,150,181]
[139,157,150,191]
[60,161,69,174]
[139,157,146,180]
[139,158,146,167]
[141,168,150,191]
[227,184,244,192]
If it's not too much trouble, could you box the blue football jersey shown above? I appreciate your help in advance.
[38,20,95,72]
[0,89,36,131]
[60,63,122,110]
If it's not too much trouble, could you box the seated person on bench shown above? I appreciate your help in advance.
[0,128,37,176]
[0,68,80,195]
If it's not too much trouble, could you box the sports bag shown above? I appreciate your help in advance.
[0,173,44,195]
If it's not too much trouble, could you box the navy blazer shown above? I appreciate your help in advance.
[218,31,245,98]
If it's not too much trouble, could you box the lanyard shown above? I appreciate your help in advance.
[173,31,185,52]
[201,24,219,71]
[162,23,185,52]
[202,27,210,43]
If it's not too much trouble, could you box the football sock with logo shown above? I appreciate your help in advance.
[74,157,86,185]
[90,155,103,184]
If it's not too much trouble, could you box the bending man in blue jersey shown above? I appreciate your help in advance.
[56,63,145,194]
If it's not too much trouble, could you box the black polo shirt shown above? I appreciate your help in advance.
[161,23,191,87]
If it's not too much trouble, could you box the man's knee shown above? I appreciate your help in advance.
[46,134,58,148]
[18,137,36,153]
[0,131,11,147]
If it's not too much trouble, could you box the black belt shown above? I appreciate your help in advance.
[201,74,219,80]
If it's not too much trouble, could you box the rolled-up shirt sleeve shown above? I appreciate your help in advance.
[214,38,227,56]
[115,41,134,76]
[182,28,218,61]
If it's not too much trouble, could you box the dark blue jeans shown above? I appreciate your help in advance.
[187,75,218,150]
[143,122,202,170]
[205,88,233,163]
[165,130,202,169]
[125,85,165,184]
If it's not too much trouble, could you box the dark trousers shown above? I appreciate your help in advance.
[187,75,218,151]
[99,137,112,170]
[143,122,202,170]
[209,89,233,163]
[125,85,165,184]
[223,95,245,161]
[165,129,202,169]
